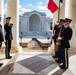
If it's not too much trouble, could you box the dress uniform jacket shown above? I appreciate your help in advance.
[60,26,73,48]
[0,25,4,43]
[54,25,61,44]
[54,26,59,38]
[4,23,13,40]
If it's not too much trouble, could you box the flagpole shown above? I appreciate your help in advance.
[58,0,60,21]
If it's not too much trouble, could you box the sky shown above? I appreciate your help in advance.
[4,0,53,18]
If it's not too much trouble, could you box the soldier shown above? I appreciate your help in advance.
[52,21,59,58]
[55,19,65,62]
[0,15,4,67]
[4,17,13,59]
[53,19,65,58]
[57,18,73,69]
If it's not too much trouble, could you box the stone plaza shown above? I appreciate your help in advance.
[0,0,76,75]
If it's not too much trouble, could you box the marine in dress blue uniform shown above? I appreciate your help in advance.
[0,15,4,67]
[53,19,65,58]
[55,19,65,62]
[57,18,73,69]
[4,17,13,59]
[52,21,59,58]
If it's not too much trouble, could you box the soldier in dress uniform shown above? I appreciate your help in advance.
[53,19,65,58]
[52,21,59,58]
[57,18,73,69]
[55,19,65,62]
[0,15,4,67]
[4,17,13,59]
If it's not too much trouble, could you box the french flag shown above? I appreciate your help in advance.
[47,0,63,13]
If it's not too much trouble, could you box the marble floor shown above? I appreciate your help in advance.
[0,51,76,75]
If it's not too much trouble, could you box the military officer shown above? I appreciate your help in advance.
[4,17,13,59]
[58,18,73,69]
[0,15,4,67]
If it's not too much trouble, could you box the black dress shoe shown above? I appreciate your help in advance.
[56,60,61,63]
[9,56,12,58]
[53,56,58,58]
[6,56,12,59]
[59,65,68,69]
[0,63,3,67]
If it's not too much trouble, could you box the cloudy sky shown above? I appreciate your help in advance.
[4,0,53,18]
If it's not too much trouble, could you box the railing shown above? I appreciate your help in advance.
[19,31,52,37]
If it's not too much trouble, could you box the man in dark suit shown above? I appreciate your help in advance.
[0,15,4,67]
[4,17,13,59]
[57,18,73,69]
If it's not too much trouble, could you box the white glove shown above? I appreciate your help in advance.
[52,34,54,37]
[58,37,62,40]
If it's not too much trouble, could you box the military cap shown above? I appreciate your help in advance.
[55,21,59,25]
[65,18,72,22]
[6,17,11,19]
[59,19,65,22]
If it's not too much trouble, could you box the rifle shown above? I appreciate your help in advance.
[55,27,62,51]
[50,28,55,45]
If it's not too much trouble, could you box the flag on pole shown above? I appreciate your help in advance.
[47,0,63,13]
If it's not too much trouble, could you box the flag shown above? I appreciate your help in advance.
[47,0,63,13]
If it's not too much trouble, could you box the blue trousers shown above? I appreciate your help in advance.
[58,45,68,68]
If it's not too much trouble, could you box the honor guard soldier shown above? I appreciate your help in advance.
[55,19,65,62]
[0,15,4,67]
[57,18,73,69]
[53,19,65,58]
[52,21,59,58]
[4,17,13,59]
